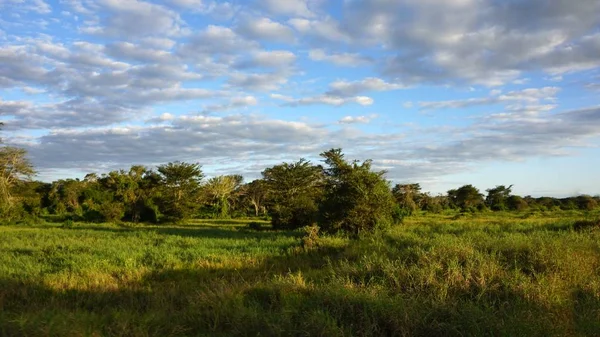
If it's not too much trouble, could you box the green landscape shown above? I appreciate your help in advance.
[1,144,599,336]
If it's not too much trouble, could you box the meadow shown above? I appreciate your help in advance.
[1,212,599,336]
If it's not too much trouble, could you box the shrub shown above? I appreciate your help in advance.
[301,224,320,249]
[99,202,125,223]
[573,219,600,232]
[319,149,396,236]
[62,219,74,228]
[248,222,262,231]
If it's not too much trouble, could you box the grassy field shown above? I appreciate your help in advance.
[1,213,599,336]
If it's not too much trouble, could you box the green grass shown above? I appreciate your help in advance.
[1,213,599,336]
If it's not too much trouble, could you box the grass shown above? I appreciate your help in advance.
[0,212,599,336]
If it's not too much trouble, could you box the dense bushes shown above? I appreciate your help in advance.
[2,147,599,231]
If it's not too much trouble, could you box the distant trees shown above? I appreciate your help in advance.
[0,137,598,229]
[392,183,422,215]
[485,185,513,211]
[448,185,484,211]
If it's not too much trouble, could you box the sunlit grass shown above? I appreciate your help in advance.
[1,212,599,336]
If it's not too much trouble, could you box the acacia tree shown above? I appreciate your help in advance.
[203,175,243,218]
[319,149,396,236]
[0,147,36,216]
[157,161,203,222]
[448,185,484,211]
[244,179,268,217]
[262,159,324,229]
[392,183,422,215]
[485,185,513,211]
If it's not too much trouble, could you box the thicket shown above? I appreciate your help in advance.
[1,143,599,233]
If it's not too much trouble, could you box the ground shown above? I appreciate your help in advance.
[1,213,599,336]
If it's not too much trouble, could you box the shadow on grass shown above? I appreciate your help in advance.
[45,223,303,241]
[1,245,597,337]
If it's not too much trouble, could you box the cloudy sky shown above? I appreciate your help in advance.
[1,0,600,196]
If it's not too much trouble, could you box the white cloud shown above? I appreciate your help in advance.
[234,50,296,69]
[203,96,258,113]
[339,114,378,124]
[236,17,296,43]
[327,77,405,96]
[271,93,373,107]
[260,0,314,18]
[419,87,560,110]
[308,49,372,67]
[82,0,187,38]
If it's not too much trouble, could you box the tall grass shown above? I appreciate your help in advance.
[0,213,598,336]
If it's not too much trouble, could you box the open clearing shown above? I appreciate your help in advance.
[1,213,599,336]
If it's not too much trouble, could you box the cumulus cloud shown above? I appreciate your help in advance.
[236,17,296,43]
[202,96,258,113]
[233,50,296,70]
[339,114,378,124]
[81,0,188,38]
[327,77,405,96]
[259,0,315,18]
[271,93,373,107]
[419,87,560,110]
[308,49,372,67]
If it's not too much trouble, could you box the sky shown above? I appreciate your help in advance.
[0,0,599,197]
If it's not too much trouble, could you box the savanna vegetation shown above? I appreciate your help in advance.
[1,128,599,336]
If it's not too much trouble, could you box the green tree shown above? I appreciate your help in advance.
[262,158,324,230]
[506,195,528,211]
[244,179,269,217]
[448,185,484,212]
[392,183,422,215]
[485,185,513,211]
[203,175,244,218]
[156,161,204,222]
[319,149,396,236]
[0,147,36,217]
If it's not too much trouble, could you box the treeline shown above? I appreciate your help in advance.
[1,145,599,233]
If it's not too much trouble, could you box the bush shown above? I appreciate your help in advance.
[573,219,600,232]
[271,196,319,230]
[248,222,263,231]
[99,202,125,223]
[318,149,396,236]
[301,224,320,249]
[62,219,74,228]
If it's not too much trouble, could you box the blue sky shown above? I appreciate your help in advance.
[1,0,599,196]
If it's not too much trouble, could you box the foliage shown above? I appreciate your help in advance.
[392,183,422,215]
[0,146,35,217]
[156,161,204,222]
[485,185,513,211]
[263,159,324,230]
[319,149,396,235]
[448,184,485,212]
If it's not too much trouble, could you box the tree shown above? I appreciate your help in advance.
[244,179,269,217]
[506,195,528,211]
[485,185,513,211]
[156,161,204,222]
[448,185,484,211]
[0,147,36,214]
[392,183,422,215]
[262,159,324,229]
[319,149,396,236]
[99,165,150,222]
[203,175,244,218]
